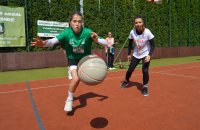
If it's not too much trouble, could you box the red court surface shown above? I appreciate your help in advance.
[0,62,200,130]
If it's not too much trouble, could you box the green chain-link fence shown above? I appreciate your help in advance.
[0,0,199,52]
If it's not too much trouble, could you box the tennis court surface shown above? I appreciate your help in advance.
[0,62,200,130]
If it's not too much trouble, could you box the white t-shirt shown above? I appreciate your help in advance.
[105,37,114,53]
[128,28,154,59]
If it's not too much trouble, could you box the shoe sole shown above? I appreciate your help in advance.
[64,109,72,112]
[121,84,128,88]
[64,107,73,112]
[141,91,148,96]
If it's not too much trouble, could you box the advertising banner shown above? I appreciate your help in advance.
[0,6,26,47]
[37,20,69,37]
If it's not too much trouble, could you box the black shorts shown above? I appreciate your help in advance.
[68,59,80,66]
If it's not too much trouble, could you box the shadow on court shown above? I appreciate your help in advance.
[121,81,143,91]
[67,92,108,116]
[90,117,108,129]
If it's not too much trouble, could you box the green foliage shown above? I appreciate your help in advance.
[189,0,200,46]
[0,0,200,52]
[175,0,189,46]
[170,1,179,47]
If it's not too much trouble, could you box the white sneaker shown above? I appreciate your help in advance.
[64,100,73,112]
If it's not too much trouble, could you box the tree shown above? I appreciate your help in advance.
[0,0,199,53]
[189,0,199,46]
[174,0,190,46]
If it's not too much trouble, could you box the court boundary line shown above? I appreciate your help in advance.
[1,62,199,85]
[0,65,199,94]
[151,65,200,73]
[0,83,69,94]
[26,81,45,130]
[154,72,199,79]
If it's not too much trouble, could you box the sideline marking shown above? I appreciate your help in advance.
[154,72,199,79]
[26,81,45,130]
[0,65,199,94]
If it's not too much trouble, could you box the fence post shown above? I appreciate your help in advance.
[187,17,190,46]
[113,0,116,37]
[168,0,172,47]
[25,0,30,52]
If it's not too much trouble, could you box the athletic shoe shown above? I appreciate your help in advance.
[121,81,128,88]
[142,87,148,96]
[64,100,73,112]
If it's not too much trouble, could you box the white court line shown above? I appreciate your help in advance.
[1,62,199,85]
[151,66,200,73]
[0,65,199,94]
[0,77,67,86]
[153,72,199,79]
[151,65,200,79]
[0,84,69,94]
[0,76,131,94]
[31,83,69,90]
[0,89,28,94]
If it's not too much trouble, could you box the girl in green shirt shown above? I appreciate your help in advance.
[31,12,108,112]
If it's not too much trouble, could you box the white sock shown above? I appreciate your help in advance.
[68,66,71,74]
[67,91,74,101]
[143,84,148,88]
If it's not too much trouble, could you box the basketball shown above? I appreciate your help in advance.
[78,54,108,85]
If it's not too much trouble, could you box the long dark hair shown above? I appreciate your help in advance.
[69,11,82,22]
[133,15,145,33]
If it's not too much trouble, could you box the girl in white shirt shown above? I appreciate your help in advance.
[120,15,155,96]
[105,32,115,70]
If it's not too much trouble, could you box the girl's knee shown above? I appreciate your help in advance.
[72,77,80,83]
[142,68,149,74]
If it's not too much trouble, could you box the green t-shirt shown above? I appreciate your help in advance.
[56,27,93,60]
